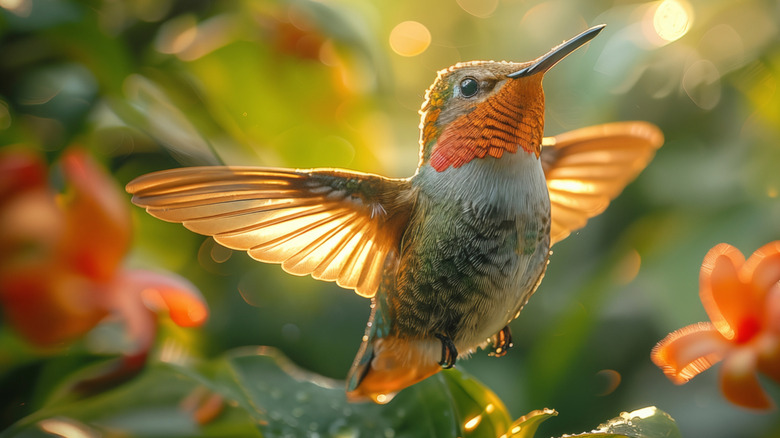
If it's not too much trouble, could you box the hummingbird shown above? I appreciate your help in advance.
[127,24,663,403]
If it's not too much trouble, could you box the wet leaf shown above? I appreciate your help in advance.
[197,346,512,437]
[502,408,558,438]
[580,406,682,438]
[501,406,681,438]
[3,347,511,437]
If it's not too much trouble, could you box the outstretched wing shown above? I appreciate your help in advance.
[127,167,415,298]
[541,121,663,245]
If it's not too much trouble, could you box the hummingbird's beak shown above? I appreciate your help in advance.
[508,24,606,78]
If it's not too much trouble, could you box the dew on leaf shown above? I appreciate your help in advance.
[328,418,359,438]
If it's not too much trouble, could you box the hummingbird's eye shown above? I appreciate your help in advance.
[459,77,479,98]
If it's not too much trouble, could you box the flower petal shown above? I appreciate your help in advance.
[0,268,108,346]
[126,269,209,327]
[0,149,62,263]
[767,283,780,334]
[720,347,774,410]
[58,149,132,281]
[0,148,48,200]
[756,335,780,385]
[743,241,780,300]
[700,243,760,343]
[756,285,780,383]
[651,322,729,384]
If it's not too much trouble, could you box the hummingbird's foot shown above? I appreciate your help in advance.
[434,333,458,369]
[489,325,513,357]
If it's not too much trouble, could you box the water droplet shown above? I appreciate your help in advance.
[366,321,373,328]
[284,416,299,428]
[282,323,301,342]
[362,335,369,342]
[328,418,358,438]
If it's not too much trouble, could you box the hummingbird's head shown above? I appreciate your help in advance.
[418,25,605,172]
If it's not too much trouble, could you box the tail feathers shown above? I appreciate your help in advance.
[346,336,440,404]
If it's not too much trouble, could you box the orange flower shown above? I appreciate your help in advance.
[651,242,780,410]
[0,148,208,364]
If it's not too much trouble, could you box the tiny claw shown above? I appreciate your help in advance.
[434,333,458,369]
[490,326,513,358]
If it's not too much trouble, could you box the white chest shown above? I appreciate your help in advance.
[412,152,551,352]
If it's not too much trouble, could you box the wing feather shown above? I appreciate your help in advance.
[542,121,663,245]
[128,167,414,297]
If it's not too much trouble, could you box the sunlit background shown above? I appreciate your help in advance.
[1,0,780,436]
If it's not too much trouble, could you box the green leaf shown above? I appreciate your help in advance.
[501,406,681,438]
[1,361,263,438]
[200,346,512,437]
[3,346,511,437]
[502,408,558,438]
[575,406,682,438]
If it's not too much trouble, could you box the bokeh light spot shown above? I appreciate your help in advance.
[595,369,622,396]
[653,0,692,43]
[389,21,431,57]
[0,0,31,17]
[210,242,232,263]
[682,59,721,110]
[456,0,498,18]
[155,15,198,55]
[39,418,96,438]
[614,249,642,285]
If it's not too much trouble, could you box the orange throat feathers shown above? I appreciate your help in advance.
[425,77,544,172]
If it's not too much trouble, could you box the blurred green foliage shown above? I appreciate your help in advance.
[1,0,780,436]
